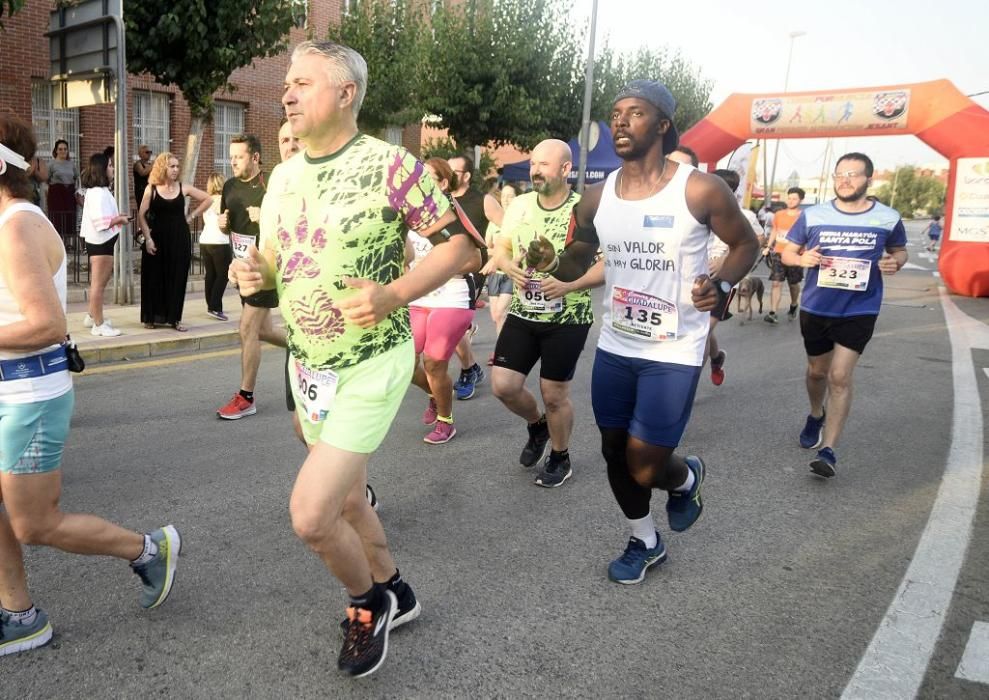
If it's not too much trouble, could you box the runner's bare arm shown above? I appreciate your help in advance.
[879,245,907,274]
[528,183,604,282]
[0,216,67,351]
[541,258,605,300]
[783,241,820,267]
[693,172,760,285]
[184,184,213,220]
[483,193,504,228]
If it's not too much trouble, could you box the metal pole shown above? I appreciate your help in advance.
[111,9,131,304]
[768,30,804,206]
[575,0,599,194]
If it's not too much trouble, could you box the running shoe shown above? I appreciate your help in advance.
[131,525,182,609]
[454,364,483,400]
[810,447,837,478]
[424,420,456,444]
[787,304,798,321]
[207,310,229,321]
[799,412,826,449]
[337,590,397,678]
[83,313,94,328]
[422,397,438,425]
[763,312,779,325]
[519,419,550,467]
[0,608,53,657]
[607,533,667,584]
[666,456,705,532]
[217,394,257,420]
[366,484,379,512]
[534,452,572,488]
[710,349,727,386]
[470,363,485,387]
[91,321,122,337]
[341,580,420,634]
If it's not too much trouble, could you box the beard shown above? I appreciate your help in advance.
[532,177,560,195]
[834,181,868,202]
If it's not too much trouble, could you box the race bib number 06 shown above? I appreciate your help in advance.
[611,286,677,341]
[521,279,563,313]
[819,255,870,292]
[293,358,339,423]
[230,232,255,260]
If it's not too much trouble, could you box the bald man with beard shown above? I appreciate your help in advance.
[488,139,594,488]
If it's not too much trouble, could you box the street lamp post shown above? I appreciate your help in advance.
[767,30,805,204]
[576,0,599,194]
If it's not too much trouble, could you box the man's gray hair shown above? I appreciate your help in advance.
[291,41,368,119]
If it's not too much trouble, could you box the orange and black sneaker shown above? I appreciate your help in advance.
[337,590,397,678]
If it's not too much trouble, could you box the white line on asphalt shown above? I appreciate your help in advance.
[843,288,989,699]
[985,368,989,380]
[956,621,989,683]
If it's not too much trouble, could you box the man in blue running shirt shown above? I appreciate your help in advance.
[782,152,907,478]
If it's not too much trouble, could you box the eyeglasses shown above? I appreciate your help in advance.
[833,170,866,181]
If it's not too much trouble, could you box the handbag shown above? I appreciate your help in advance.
[135,186,156,246]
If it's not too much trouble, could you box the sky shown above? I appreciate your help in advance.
[573,0,989,178]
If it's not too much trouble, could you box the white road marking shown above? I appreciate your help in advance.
[956,621,989,683]
[843,289,989,699]
[901,262,929,271]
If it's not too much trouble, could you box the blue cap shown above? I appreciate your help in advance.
[613,79,679,154]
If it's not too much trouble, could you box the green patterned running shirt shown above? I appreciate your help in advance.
[260,134,450,370]
[504,191,593,325]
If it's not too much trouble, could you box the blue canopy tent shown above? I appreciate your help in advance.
[500,122,621,185]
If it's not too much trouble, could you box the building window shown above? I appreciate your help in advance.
[31,81,79,161]
[132,91,170,160]
[213,101,245,177]
[291,0,308,28]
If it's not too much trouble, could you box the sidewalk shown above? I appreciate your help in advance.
[71,286,279,365]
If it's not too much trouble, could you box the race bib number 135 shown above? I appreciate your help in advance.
[610,286,677,341]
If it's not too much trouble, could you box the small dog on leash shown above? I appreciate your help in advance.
[736,276,765,323]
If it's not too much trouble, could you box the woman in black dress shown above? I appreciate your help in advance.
[136,152,211,331]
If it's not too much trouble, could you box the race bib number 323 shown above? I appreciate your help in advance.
[818,255,870,292]
[611,287,677,341]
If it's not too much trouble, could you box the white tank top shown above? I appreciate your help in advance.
[407,231,470,309]
[0,203,73,403]
[594,164,711,366]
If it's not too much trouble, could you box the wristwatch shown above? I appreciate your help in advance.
[712,278,732,295]
[710,277,734,321]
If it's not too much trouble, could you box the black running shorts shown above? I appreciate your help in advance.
[493,314,591,382]
[240,288,279,309]
[800,310,877,356]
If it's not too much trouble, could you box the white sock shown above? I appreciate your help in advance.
[130,534,158,566]
[3,606,38,626]
[627,515,657,548]
[674,467,695,493]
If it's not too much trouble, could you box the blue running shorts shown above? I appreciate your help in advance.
[591,349,701,448]
[0,389,74,474]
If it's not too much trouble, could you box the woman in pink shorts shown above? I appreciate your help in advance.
[408,158,484,444]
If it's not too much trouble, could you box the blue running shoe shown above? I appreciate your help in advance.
[131,525,182,609]
[0,608,53,657]
[799,412,826,449]
[471,363,485,388]
[810,447,837,478]
[454,366,477,400]
[667,456,705,532]
[608,533,667,584]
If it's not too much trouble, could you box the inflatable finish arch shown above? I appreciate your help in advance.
[680,79,989,298]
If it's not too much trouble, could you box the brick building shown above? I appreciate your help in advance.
[0,0,421,211]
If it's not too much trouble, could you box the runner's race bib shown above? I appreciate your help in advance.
[293,358,339,423]
[520,278,563,313]
[230,232,256,260]
[818,255,870,292]
[610,286,677,341]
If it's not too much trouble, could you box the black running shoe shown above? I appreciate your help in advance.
[519,419,550,467]
[341,580,421,634]
[534,453,572,488]
[337,590,397,678]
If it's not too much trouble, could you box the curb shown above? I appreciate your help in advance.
[79,330,242,366]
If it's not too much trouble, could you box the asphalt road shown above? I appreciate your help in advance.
[5,222,988,698]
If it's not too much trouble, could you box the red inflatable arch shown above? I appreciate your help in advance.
[680,79,989,298]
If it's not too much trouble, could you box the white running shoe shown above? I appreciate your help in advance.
[83,313,94,328]
[91,321,122,337]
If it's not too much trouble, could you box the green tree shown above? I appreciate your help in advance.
[419,0,585,151]
[874,166,946,218]
[0,0,25,30]
[325,0,425,134]
[125,1,297,181]
[591,45,713,134]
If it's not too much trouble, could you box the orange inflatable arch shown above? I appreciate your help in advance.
[680,79,989,298]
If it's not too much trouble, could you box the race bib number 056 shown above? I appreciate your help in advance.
[230,232,255,260]
[521,279,563,313]
[610,287,677,341]
[293,358,339,423]
[819,255,870,292]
